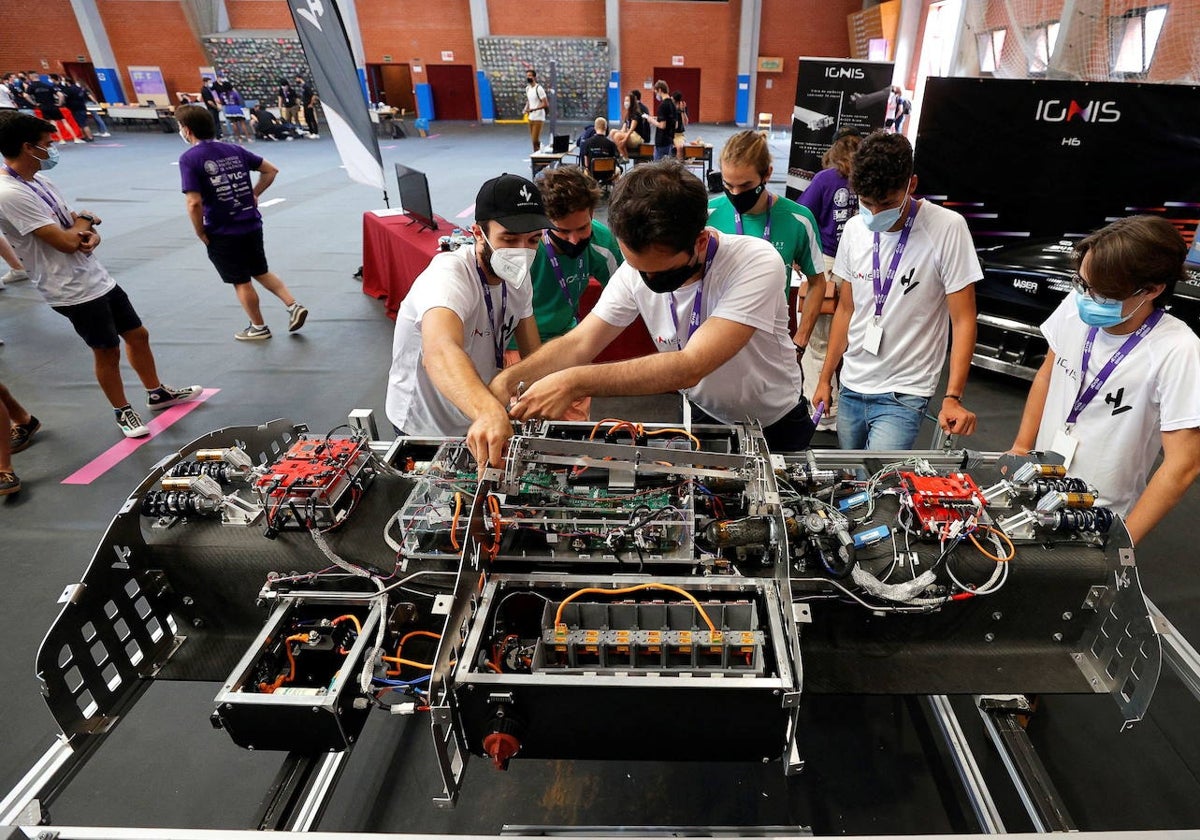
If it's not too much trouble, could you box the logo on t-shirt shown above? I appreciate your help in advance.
[899,267,919,295]
[1105,387,1133,416]
[204,160,220,175]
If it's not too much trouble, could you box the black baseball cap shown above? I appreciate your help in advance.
[475,173,550,233]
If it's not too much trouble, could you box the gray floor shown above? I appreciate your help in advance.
[2,121,1200,833]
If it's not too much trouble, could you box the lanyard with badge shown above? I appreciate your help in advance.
[543,231,586,310]
[864,197,919,356]
[4,164,74,228]
[474,262,509,368]
[733,194,774,242]
[1051,307,1165,468]
[667,236,719,350]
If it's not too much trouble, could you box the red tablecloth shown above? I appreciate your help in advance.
[361,210,656,362]
[361,211,451,318]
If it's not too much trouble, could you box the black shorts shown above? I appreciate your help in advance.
[206,229,269,284]
[52,285,143,349]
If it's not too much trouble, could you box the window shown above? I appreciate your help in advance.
[977,28,1007,73]
[1027,21,1060,75]
[1111,6,1168,74]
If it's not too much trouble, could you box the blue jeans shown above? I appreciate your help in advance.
[836,387,929,451]
[653,144,672,160]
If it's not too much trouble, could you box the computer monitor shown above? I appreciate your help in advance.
[394,163,438,231]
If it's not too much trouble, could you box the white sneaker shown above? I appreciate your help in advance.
[73,138,86,144]
[1,269,28,284]
[98,132,111,137]
[115,406,150,439]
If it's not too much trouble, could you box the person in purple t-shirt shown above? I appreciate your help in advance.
[176,104,307,341]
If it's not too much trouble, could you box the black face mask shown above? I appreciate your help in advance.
[725,182,766,215]
[640,254,701,295]
[548,230,591,259]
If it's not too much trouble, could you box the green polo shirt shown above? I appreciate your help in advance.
[707,193,824,293]
[526,219,623,341]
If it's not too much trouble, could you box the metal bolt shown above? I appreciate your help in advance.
[192,618,205,628]
[1053,632,1064,642]
[1062,611,1073,621]
[182,596,195,607]
[991,611,1002,621]
[773,689,780,696]
[312,706,320,713]
[984,632,995,642]
[761,756,770,763]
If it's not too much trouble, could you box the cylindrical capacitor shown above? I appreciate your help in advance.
[1034,464,1067,477]
[161,476,195,492]
[194,449,227,462]
[704,517,772,548]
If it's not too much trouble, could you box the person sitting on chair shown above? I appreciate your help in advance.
[580,117,619,177]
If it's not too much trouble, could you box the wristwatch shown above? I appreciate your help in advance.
[77,213,96,226]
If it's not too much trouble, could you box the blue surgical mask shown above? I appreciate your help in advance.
[859,191,908,233]
[1073,289,1146,328]
[34,144,59,171]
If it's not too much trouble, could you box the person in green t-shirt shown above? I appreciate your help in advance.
[504,165,623,420]
[708,130,827,381]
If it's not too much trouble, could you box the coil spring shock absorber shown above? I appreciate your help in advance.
[169,460,236,483]
[1029,476,1089,496]
[1040,507,1115,534]
[140,490,219,518]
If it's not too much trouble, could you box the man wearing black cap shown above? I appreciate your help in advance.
[386,173,549,467]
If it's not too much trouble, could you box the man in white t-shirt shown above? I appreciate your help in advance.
[493,160,814,451]
[523,69,548,153]
[1009,216,1200,544]
[813,131,980,450]
[385,173,548,467]
[0,112,202,440]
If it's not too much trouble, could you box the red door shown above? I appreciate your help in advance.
[425,65,478,121]
[652,66,701,123]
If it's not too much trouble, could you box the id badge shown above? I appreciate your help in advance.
[1050,427,1078,470]
[863,321,884,356]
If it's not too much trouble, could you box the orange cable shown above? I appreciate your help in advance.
[554,583,716,631]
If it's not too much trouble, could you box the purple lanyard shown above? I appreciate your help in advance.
[733,193,774,241]
[667,236,719,350]
[474,262,509,368]
[1066,307,1164,427]
[5,165,73,228]
[870,197,919,320]
[543,232,586,309]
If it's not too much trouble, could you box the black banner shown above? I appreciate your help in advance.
[287,0,385,195]
[785,57,894,198]
[915,77,1200,244]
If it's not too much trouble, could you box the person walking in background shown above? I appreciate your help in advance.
[222,82,252,144]
[59,77,94,143]
[523,69,548,152]
[297,76,319,138]
[177,105,308,341]
[0,112,203,439]
[0,381,38,496]
[22,75,82,143]
[70,79,111,137]
[649,80,677,161]
[277,78,300,127]
[796,129,862,431]
[200,77,224,137]
[671,90,689,155]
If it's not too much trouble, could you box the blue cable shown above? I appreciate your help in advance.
[372,675,431,687]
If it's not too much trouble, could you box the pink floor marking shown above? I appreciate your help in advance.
[61,388,220,485]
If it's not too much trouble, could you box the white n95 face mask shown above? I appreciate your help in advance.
[485,235,535,289]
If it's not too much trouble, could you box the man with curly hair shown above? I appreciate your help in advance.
[813,131,981,450]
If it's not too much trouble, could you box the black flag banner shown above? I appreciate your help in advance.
[287,0,386,195]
